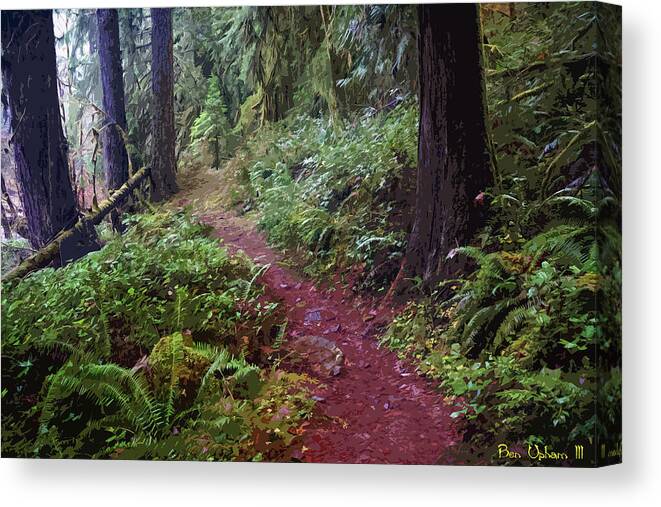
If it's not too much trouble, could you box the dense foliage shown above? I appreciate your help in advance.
[227,103,417,287]
[1,211,313,459]
[2,3,620,465]
[378,3,621,463]
[211,2,621,464]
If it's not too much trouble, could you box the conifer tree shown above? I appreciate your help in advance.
[191,75,232,169]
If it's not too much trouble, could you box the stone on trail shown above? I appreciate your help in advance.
[291,335,344,377]
[304,309,322,323]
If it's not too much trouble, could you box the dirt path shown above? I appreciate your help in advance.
[174,169,457,464]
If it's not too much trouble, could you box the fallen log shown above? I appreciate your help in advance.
[3,166,151,283]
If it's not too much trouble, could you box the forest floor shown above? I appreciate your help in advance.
[171,167,458,464]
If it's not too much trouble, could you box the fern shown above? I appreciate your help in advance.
[461,298,520,350]
[38,362,166,455]
[165,333,185,421]
[493,304,539,350]
[456,246,510,280]
[523,224,592,266]
[543,195,597,218]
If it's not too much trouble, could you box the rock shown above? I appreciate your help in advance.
[291,335,344,377]
[323,324,341,335]
[304,309,322,323]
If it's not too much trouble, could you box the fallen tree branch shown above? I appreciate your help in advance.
[486,51,614,80]
[3,166,151,283]
[488,59,548,80]
[496,82,552,106]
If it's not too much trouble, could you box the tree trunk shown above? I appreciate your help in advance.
[97,8,129,231]
[149,8,178,202]
[1,10,79,250]
[213,136,220,170]
[401,4,493,286]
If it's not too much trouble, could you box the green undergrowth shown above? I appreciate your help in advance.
[376,2,622,465]
[380,191,621,464]
[225,103,418,290]
[1,210,313,460]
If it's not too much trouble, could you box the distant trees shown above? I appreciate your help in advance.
[191,75,232,170]
[97,8,129,230]
[1,10,79,249]
[149,8,178,201]
[399,4,493,287]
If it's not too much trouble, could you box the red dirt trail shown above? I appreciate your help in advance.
[174,174,457,464]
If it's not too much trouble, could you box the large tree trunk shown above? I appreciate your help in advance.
[401,4,493,286]
[97,9,129,230]
[1,10,79,250]
[149,8,178,202]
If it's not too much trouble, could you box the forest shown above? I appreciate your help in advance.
[0,2,621,465]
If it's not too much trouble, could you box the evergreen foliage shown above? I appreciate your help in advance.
[191,75,234,168]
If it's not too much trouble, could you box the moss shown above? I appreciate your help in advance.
[148,332,211,406]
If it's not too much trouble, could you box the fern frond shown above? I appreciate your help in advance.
[493,304,539,350]
[165,333,186,421]
[523,224,592,266]
[38,362,165,455]
[544,195,596,218]
[461,299,516,349]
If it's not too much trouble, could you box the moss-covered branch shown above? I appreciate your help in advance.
[3,166,151,283]
[486,51,614,80]
[496,82,552,106]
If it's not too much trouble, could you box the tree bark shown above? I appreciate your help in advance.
[149,8,178,201]
[402,4,493,286]
[213,136,220,170]
[97,9,129,230]
[1,206,12,239]
[1,10,79,249]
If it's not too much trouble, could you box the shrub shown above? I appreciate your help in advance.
[228,102,418,289]
[1,210,313,460]
[380,194,621,464]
